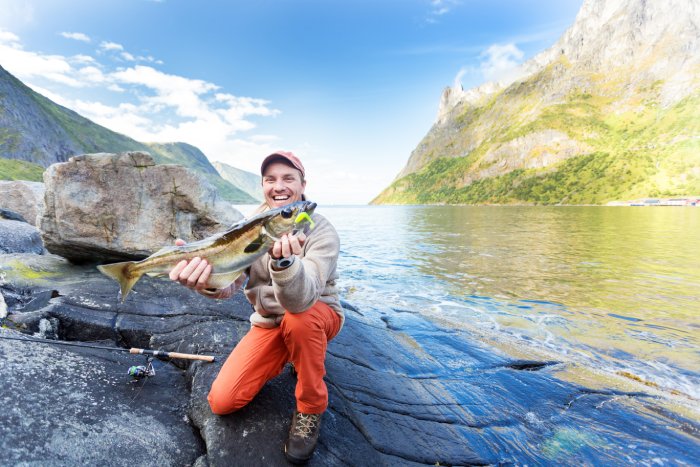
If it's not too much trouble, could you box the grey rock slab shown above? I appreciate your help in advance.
[0,219,44,254]
[0,328,204,466]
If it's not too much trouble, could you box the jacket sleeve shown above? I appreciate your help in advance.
[268,223,339,313]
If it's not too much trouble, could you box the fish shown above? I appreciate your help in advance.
[97,200,317,302]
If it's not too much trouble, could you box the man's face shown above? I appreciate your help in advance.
[262,161,306,208]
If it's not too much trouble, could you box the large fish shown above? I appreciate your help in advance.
[98,200,317,302]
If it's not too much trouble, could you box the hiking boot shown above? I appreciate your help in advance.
[284,410,322,464]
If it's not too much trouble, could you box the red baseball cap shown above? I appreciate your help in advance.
[261,151,305,178]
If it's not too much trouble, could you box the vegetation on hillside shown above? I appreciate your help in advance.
[0,157,44,181]
[374,87,700,205]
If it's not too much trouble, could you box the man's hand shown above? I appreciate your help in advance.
[270,232,306,259]
[168,238,213,292]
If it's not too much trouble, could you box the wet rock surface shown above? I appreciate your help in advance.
[1,252,698,465]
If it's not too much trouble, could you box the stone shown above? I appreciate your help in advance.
[0,180,45,226]
[39,152,243,263]
[0,290,6,319]
[1,253,698,466]
[0,328,204,466]
[0,219,44,255]
[0,207,27,223]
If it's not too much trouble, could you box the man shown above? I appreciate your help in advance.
[169,151,342,464]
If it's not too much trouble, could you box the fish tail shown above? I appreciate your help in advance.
[97,261,142,302]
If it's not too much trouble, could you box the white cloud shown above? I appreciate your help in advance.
[479,43,525,84]
[0,35,82,87]
[121,51,135,61]
[71,54,97,64]
[99,41,124,51]
[61,32,91,42]
[0,29,20,43]
[427,0,460,23]
[1,28,282,180]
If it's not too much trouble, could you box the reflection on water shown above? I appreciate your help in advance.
[319,205,700,402]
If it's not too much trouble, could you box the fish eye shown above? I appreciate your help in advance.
[281,207,293,218]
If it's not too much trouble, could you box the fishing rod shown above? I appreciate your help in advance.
[0,334,217,362]
[0,333,218,381]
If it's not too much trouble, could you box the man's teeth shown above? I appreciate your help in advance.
[274,196,289,200]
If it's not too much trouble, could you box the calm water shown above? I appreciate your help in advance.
[238,205,700,404]
[320,205,700,402]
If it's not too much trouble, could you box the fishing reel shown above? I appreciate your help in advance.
[127,356,156,381]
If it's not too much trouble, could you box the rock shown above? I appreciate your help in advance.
[1,253,698,466]
[0,219,44,254]
[0,207,27,222]
[39,152,243,263]
[0,180,45,226]
[0,328,204,466]
[0,290,6,318]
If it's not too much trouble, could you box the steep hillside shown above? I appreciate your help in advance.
[147,143,256,203]
[374,0,700,205]
[212,161,263,202]
[0,64,255,203]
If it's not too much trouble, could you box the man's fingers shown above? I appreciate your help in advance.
[271,241,282,259]
[169,260,188,281]
[187,259,209,287]
[281,234,292,258]
[179,257,202,283]
[195,264,213,290]
[288,234,304,255]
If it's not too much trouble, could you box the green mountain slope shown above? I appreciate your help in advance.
[0,158,44,182]
[373,0,700,205]
[0,64,255,203]
[147,143,256,203]
[212,161,263,202]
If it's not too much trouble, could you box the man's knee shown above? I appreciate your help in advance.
[281,309,322,336]
[207,383,250,415]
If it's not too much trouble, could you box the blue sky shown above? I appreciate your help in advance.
[0,0,583,204]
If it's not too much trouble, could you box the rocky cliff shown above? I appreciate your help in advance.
[374,0,700,205]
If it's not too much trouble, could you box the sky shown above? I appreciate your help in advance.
[0,0,583,204]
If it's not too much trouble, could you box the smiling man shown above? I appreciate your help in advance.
[169,151,342,464]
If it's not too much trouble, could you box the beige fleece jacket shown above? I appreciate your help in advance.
[243,212,343,329]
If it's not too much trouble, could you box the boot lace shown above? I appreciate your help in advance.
[293,413,319,439]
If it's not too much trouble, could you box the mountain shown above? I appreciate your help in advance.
[0,64,255,203]
[212,161,263,202]
[373,0,700,205]
[146,143,256,203]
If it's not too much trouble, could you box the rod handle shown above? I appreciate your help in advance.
[129,348,216,362]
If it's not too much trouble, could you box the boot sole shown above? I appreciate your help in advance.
[284,446,312,464]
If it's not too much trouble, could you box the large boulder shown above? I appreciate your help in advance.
[40,152,243,263]
[0,180,45,227]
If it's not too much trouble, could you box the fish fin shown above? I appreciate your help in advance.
[207,270,243,289]
[243,234,266,253]
[97,261,143,302]
[261,225,281,242]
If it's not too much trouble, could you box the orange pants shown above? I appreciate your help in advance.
[208,301,341,415]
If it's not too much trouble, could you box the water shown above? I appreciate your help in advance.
[237,204,700,407]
